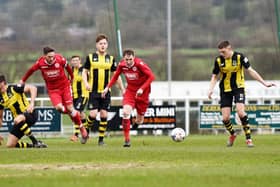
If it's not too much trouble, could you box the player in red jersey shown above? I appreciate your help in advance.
[102,49,155,147]
[20,46,88,143]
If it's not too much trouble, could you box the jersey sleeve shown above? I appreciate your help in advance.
[212,58,220,75]
[241,54,250,69]
[110,57,117,72]
[13,84,25,94]
[138,61,155,91]
[107,65,122,88]
[0,95,4,109]
[60,55,67,67]
[65,63,74,81]
[21,62,39,82]
[84,55,91,70]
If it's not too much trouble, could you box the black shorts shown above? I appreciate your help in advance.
[10,111,38,139]
[87,92,111,111]
[73,97,88,112]
[220,88,245,108]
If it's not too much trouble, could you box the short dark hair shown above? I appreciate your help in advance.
[123,49,135,57]
[218,41,230,49]
[96,34,108,43]
[0,75,6,84]
[71,55,80,59]
[43,46,55,55]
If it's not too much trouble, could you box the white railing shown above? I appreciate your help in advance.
[34,95,280,135]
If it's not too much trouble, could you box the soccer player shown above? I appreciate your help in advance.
[0,75,47,148]
[102,49,155,147]
[20,47,88,144]
[69,55,89,142]
[208,40,275,147]
[82,34,124,146]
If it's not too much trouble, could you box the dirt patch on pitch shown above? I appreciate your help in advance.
[0,163,156,171]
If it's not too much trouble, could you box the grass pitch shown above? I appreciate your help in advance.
[0,134,279,187]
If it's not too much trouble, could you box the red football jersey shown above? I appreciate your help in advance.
[22,54,72,90]
[108,57,155,95]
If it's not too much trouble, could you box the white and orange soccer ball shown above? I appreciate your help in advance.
[170,127,186,142]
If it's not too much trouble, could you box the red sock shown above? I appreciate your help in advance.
[69,111,82,127]
[122,119,130,142]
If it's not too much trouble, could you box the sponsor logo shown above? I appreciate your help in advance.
[125,73,138,80]
[45,70,60,77]
[239,93,244,101]
[244,57,249,63]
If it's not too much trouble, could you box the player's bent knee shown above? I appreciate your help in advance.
[222,120,230,124]
[123,113,131,119]
[55,104,67,113]
[13,115,25,125]
[135,119,144,124]
[6,142,16,148]
[56,107,63,112]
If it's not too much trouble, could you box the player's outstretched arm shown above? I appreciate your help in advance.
[208,74,218,99]
[101,87,109,98]
[138,62,155,92]
[65,63,74,81]
[21,63,38,83]
[82,69,91,91]
[24,84,37,113]
[246,67,276,87]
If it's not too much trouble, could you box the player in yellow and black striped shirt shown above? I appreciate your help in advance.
[208,41,275,147]
[69,55,89,142]
[82,34,124,146]
[0,75,47,148]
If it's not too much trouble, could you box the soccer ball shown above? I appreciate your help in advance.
[170,128,186,142]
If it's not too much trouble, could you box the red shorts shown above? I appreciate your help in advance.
[48,85,73,107]
[123,91,149,115]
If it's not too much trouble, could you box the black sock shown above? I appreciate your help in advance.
[19,123,38,144]
[240,116,251,140]
[223,120,235,135]
[16,141,33,148]
[27,135,38,144]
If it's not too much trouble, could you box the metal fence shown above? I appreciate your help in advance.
[33,95,280,136]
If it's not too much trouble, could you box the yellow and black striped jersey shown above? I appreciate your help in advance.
[72,66,89,99]
[212,51,251,92]
[84,52,117,94]
[0,84,29,117]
